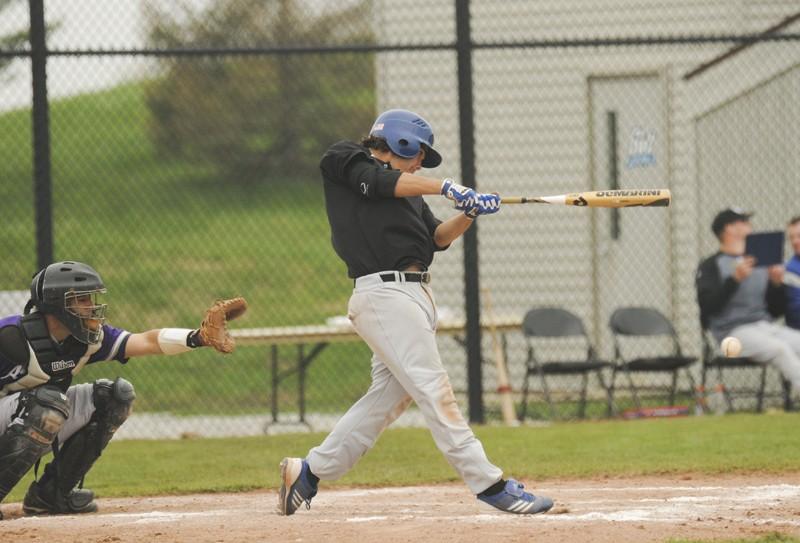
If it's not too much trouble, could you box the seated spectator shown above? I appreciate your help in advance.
[695,208,800,397]
[786,216,800,330]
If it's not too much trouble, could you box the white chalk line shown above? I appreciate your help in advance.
[11,509,233,525]
[6,484,800,527]
[332,484,800,496]
[332,484,800,526]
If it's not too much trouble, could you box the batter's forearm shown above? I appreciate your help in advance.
[394,173,445,198]
[434,213,474,248]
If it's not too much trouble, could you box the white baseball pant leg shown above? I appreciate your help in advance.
[306,273,503,494]
[731,321,800,394]
[0,383,96,444]
[305,354,413,478]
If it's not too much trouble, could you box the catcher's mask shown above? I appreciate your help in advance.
[27,261,108,345]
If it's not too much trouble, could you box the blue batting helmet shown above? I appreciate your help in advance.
[369,109,442,168]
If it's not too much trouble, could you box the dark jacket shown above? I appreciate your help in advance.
[695,252,785,330]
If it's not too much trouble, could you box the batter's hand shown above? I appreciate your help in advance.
[197,297,248,354]
[464,193,501,218]
[441,178,477,211]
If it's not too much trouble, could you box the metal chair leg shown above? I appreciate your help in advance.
[715,364,735,412]
[701,361,708,390]
[698,363,709,414]
[684,367,697,406]
[578,372,589,419]
[519,368,532,422]
[607,367,618,417]
[669,370,678,406]
[680,366,700,415]
[625,367,641,409]
[756,365,767,412]
[540,370,556,420]
[596,369,613,417]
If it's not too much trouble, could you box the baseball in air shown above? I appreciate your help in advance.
[720,336,742,358]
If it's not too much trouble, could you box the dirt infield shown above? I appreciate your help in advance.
[2,473,800,542]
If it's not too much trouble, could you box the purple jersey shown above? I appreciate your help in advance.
[88,322,131,364]
[0,314,131,391]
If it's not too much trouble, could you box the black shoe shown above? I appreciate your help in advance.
[23,480,97,516]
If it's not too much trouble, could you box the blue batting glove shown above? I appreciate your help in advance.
[465,193,501,218]
[441,178,477,211]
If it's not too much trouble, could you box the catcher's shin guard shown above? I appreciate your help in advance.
[24,378,135,515]
[0,387,70,505]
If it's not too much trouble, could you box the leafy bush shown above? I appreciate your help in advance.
[144,0,376,184]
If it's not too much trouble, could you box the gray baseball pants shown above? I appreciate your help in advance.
[0,383,96,442]
[730,321,800,394]
[306,271,503,494]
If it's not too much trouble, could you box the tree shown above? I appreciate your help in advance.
[144,0,376,184]
[0,0,30,76]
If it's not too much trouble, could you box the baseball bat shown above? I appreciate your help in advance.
[501,189,670,208]
[481,288,518,427]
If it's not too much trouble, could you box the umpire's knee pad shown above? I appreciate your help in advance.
[92,378,136,429]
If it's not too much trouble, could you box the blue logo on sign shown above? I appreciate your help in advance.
[626,127,656,168]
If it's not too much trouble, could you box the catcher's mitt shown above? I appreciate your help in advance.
[198,297,248,353]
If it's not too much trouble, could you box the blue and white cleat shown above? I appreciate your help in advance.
[478,479,554,514]
[278,457,318,516]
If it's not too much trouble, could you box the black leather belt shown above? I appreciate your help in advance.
[379,271,431,284]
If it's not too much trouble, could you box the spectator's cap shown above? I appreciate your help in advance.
[712,207,753,237]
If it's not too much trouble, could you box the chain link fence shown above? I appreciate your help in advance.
[2,0,798,437]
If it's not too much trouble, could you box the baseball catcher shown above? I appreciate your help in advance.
[0,261,247,519]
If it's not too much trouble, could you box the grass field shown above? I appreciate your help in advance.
[5,412,800,543]
[4,412,799,503]
[0,83,375,414]
[0,83,351,327]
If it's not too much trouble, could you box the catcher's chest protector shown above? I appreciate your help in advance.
[4,314,98,394]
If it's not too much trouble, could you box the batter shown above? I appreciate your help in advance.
[278,109,553,516]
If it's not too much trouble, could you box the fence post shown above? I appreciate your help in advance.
[29,0,53,269]
[455,0,483,423]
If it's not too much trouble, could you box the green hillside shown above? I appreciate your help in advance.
[1,83,351,326]
[1,83,372,415]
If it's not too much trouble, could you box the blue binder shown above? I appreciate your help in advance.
[745,231,784,267]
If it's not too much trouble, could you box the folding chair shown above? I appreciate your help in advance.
[608,307,697,412]
[519,307,612,420]
[701,329,793,412]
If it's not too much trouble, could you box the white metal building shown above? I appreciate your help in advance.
[374,1,800,397]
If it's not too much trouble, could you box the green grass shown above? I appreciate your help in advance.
[0,83,352,327]
[4,412,799,503]
[0,83,365,415]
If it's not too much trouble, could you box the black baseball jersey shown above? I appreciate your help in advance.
[319,141,447,278]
